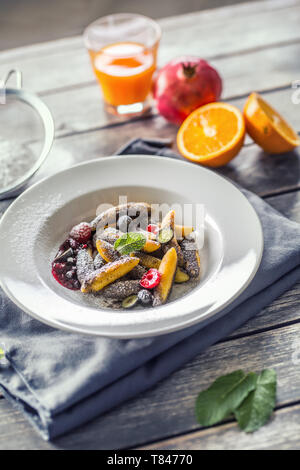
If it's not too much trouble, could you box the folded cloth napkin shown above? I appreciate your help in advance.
[0,139,300,441]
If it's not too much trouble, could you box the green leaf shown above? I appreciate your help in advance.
[234,369,277,433]
[195,370,257,427]
[0,348,4,359]
[114,232,147,255]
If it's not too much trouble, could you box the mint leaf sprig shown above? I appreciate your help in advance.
[195,369,277,433]
[114,232,147,255]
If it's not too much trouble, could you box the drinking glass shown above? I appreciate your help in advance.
[84,13,161,116]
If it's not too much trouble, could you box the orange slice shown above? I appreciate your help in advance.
[243,92,300,154]
[177,102,245,167]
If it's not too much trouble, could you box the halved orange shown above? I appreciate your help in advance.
[177,102,245,167]
[244,92,300,154]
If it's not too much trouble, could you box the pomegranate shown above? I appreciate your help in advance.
[153,57,222,125]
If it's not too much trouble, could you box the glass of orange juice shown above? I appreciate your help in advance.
[84,13,161,116]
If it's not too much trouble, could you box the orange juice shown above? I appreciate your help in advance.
[89,42,157,107]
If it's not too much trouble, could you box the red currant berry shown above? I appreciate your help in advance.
[140,268,161,289]
[147,224,159,235]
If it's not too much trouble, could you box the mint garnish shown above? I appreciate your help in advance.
[234,369,277,432]
[195,369,277,433]
[114,232,147,255]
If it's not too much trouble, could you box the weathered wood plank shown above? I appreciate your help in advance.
[1,323,300,449]
[22,113,298,198]
[54,324,300,448]
[158,0,300,57]
[1,1,299,62]
[2,4,300,139]
[1,1,300,98]
[1,88,299,201]
[40,77,298,140]
[228,282,300,338]
[1,86,299,206]
[217,149,300,198]
[0,116,299,206]
[266,189,300,220]
[0,0,300,451]
[141,404,300,450]
[5,41,299,138]
[1,118,299,448]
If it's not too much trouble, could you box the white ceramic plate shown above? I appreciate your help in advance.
[0,155,263,338]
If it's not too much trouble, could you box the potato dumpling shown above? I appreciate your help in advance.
[81,256,140,293]
[153,247,178,306]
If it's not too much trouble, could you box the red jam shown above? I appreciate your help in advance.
[51,235,92,291]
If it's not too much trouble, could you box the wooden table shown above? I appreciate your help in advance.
[1,0,300,450]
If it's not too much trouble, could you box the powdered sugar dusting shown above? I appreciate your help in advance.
[0,140,37,189]
[1,192,64,272]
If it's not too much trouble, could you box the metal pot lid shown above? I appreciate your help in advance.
[0,69,54,199]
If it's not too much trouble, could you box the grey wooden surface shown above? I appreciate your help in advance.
[0,0,300,450]
[0,0,261,51]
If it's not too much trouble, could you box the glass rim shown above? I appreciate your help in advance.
[83,13,162,55]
